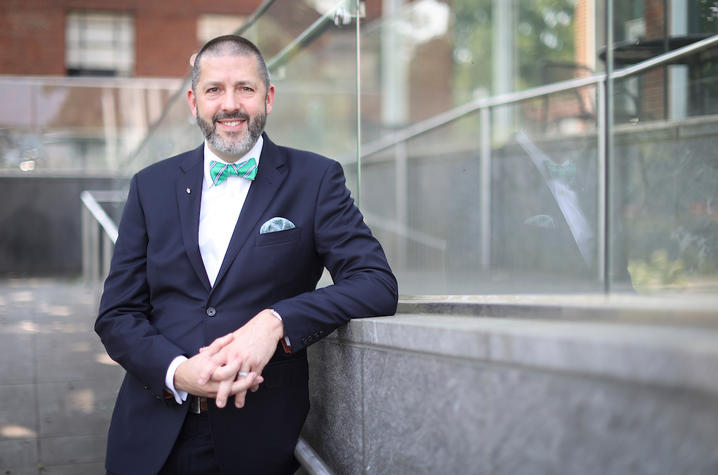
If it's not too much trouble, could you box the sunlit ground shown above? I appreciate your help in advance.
[0,279,123,475]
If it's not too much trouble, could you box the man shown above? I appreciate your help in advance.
[95,35,398,475]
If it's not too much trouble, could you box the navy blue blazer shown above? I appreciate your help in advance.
[96,134,398,475]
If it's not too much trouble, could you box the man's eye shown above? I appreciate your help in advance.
[207,87,220,94]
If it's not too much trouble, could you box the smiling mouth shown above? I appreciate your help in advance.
[216,119,246,130]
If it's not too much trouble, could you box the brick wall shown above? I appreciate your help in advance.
[0,0,261,77]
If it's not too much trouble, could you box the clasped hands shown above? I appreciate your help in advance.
[173,309,284,409]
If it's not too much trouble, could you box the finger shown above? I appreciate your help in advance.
[211,358,243,382]
[232,373,263,394]
[233,362,255,408]
[214,376,234,409]
[248,373,264,393]
[197,341,235,384]
[232,375,254,408]
[233,388,248,409]
[197,355,224,385]
[203,334,233,356]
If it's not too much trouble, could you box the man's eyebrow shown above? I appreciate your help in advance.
[234,80,258,88]
[202,81,223,89]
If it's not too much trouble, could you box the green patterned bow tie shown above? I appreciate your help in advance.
[209,158,258,186]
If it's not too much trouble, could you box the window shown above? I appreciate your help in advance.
[197,14,248,46]
[66,11,134,77]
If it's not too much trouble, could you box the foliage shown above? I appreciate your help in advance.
[628,249,685,291]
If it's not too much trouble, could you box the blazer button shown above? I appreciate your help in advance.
[206,307,216,317]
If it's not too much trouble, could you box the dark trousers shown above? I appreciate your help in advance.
[157,412,221,475]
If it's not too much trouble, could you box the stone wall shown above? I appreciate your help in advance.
[0,174,127,276]
[302,299,718,474]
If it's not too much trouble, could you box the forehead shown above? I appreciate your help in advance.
[197,53,262,84]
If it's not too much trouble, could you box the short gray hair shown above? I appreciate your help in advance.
[191,35,270,93]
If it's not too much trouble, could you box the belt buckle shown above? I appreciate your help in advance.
[190,396,202,414]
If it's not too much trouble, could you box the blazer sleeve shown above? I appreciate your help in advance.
[272,160,398,352]
[94,175,186,398]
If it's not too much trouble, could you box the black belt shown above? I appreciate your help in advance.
[189,396,209,414]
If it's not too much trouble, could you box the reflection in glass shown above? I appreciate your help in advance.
[612,66,718,294]
[490,93,601,293]
[0,79,178,172]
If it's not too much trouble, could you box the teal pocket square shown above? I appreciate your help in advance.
[260,217,296,234]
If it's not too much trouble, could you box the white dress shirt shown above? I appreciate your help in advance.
[199,137,263,286]
[165,137,263,403]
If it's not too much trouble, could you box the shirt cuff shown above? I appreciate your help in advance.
[269,309,291,353]
[165,355,189,404]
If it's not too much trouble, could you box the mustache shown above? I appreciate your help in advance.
[213,111,250,122]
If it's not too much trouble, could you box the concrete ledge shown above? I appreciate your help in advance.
[303,301,718,474]
[331,312,718,396]
[397,294,718,327]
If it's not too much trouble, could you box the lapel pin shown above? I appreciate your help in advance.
[186,187,191,194]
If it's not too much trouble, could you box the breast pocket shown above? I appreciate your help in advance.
[255,226,300,247]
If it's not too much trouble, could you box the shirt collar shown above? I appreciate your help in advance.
[203,135,264,187]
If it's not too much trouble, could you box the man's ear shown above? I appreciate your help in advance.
[187,89,198,118]
[265,84,275,115]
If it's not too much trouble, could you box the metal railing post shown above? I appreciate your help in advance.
[479,106,492,271]
[82,205,92,283]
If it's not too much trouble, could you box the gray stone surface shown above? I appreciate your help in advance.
[306,308,718,474]
[333,314,718,394]
[303,340,364,475]
[0,175,126,277]
[37,381,119,438]
[362,349,489,474]
[39,434,108,466]
[0,280,124,475]
[0,439,37,472]
[0,332,35,385]
[485,368,718,475]
[0,384,37,439]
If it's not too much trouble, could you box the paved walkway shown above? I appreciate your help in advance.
[0,279,123,475]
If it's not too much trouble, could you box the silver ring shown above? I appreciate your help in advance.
[237,371,249,378]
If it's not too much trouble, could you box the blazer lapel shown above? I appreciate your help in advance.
[211,135,288,289]
[176,145,211,291]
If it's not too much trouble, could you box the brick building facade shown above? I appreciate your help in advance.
[0,0,262,77]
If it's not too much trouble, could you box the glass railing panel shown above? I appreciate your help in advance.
[0,77,179,173]
[491,93,602,293]
[611,50,718,295]
[0,80,39,170]
[369,82,602,295]
[362,113,482,295]
[266,17,358,170]
[245,1,333,61]
[359,0,593,145]
[130,1,356,175]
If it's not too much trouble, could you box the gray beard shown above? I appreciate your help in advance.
[197,110,266,159]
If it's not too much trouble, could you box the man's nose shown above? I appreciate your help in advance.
[221,92,240,111]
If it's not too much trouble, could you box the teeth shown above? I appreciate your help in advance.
[223,121,241,126]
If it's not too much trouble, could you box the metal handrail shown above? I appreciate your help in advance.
[81,190,126,283]
[0,75,181,89]
[235,0,279,37]
[613,33,718,79]
[266,0,348,71]
[80,191,123,244]
[295,438,335,475]
[359,33,718,159]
